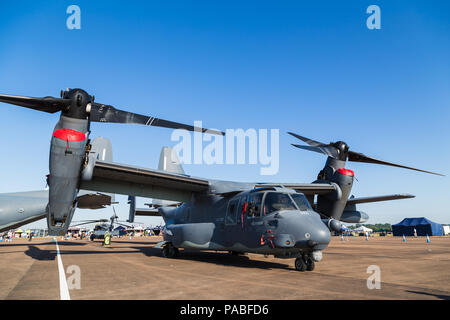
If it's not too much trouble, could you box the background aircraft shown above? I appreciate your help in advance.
[0,137,116,232]
[71,207,135,241]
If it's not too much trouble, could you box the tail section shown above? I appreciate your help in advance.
[127,147,182,222]
[127,196,136,222]
[80,137,115,205]
[154,147,183,208]
[90,137,113,162]
[158,147,184,174]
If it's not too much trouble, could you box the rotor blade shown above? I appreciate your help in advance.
[89,103,224,135]
[291,144,339,158]
[287,132,327,147]
[0,94,69,113]
[71,219,107,224]
[115,222,134,228]
[347,151,445,176]
[70,220,106,227]
[112,206,118,219]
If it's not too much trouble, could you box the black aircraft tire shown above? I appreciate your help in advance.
[162,245,178,258]
[162,245,170,258]
[295,258,307,272]
[306,257,315,271]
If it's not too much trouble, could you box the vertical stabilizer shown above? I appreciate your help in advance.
[90,137,115,204]
[127,196,136,223]
[91,137,113,162]
[154,147,183,208]
[158,147,184,175]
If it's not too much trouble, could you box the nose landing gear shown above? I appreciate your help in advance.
[295,254,315,272]
[162,243,179,258]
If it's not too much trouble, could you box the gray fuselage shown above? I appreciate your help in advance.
[0,190,48,232]
[161,187,331,259]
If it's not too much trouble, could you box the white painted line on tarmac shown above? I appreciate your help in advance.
[54,237,71,300]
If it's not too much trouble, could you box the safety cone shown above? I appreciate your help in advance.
[426,235,430,243]
[402,235,406,242]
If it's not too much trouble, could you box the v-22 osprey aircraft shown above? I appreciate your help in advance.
[0,89,443,271]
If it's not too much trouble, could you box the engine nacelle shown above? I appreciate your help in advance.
[317,157,354,220]
[322,218,342,233]
[47,116,88,235]
[340,210,369,223]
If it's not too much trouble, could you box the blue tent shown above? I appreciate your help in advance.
[114,225,127,236]
[392,217,444,236]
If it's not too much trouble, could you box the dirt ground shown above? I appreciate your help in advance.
[0,236,449,300]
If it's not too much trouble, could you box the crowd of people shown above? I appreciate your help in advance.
[0,230,34,242]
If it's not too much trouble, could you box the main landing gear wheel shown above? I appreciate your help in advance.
[162,244,179,258]
[305,256,315,271]
[295,257,307,272]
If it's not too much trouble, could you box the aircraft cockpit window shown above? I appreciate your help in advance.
[225,199,238,224]
[290,193,311,211]
[263,192,297,215]
[246,193,263,217]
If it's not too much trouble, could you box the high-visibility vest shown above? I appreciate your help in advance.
[104,232,111,246]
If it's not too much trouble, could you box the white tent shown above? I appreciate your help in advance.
[353,226,373,233]
[443,225,450,235]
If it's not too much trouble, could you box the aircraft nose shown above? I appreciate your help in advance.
[280,211,331,250]
[304,223,331,250]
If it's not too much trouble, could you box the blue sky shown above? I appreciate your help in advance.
[0,0,449,227]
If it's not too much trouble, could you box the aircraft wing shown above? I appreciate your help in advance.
[346,194,415,205]
[80,161,210,202]
[254,183,337,195]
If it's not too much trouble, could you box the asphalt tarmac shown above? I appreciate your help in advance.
[1,236,449,300]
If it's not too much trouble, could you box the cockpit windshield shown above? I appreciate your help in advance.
[263,192,297,215]
[94,225,105,231]
[247,192,264,216]
[290,193,312,211]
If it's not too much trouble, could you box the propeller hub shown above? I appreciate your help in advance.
[62,88,94,119]
[333,141,349,161]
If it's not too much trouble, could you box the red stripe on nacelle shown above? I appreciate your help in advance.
[337,168,354,177]
[53,129,86,141]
